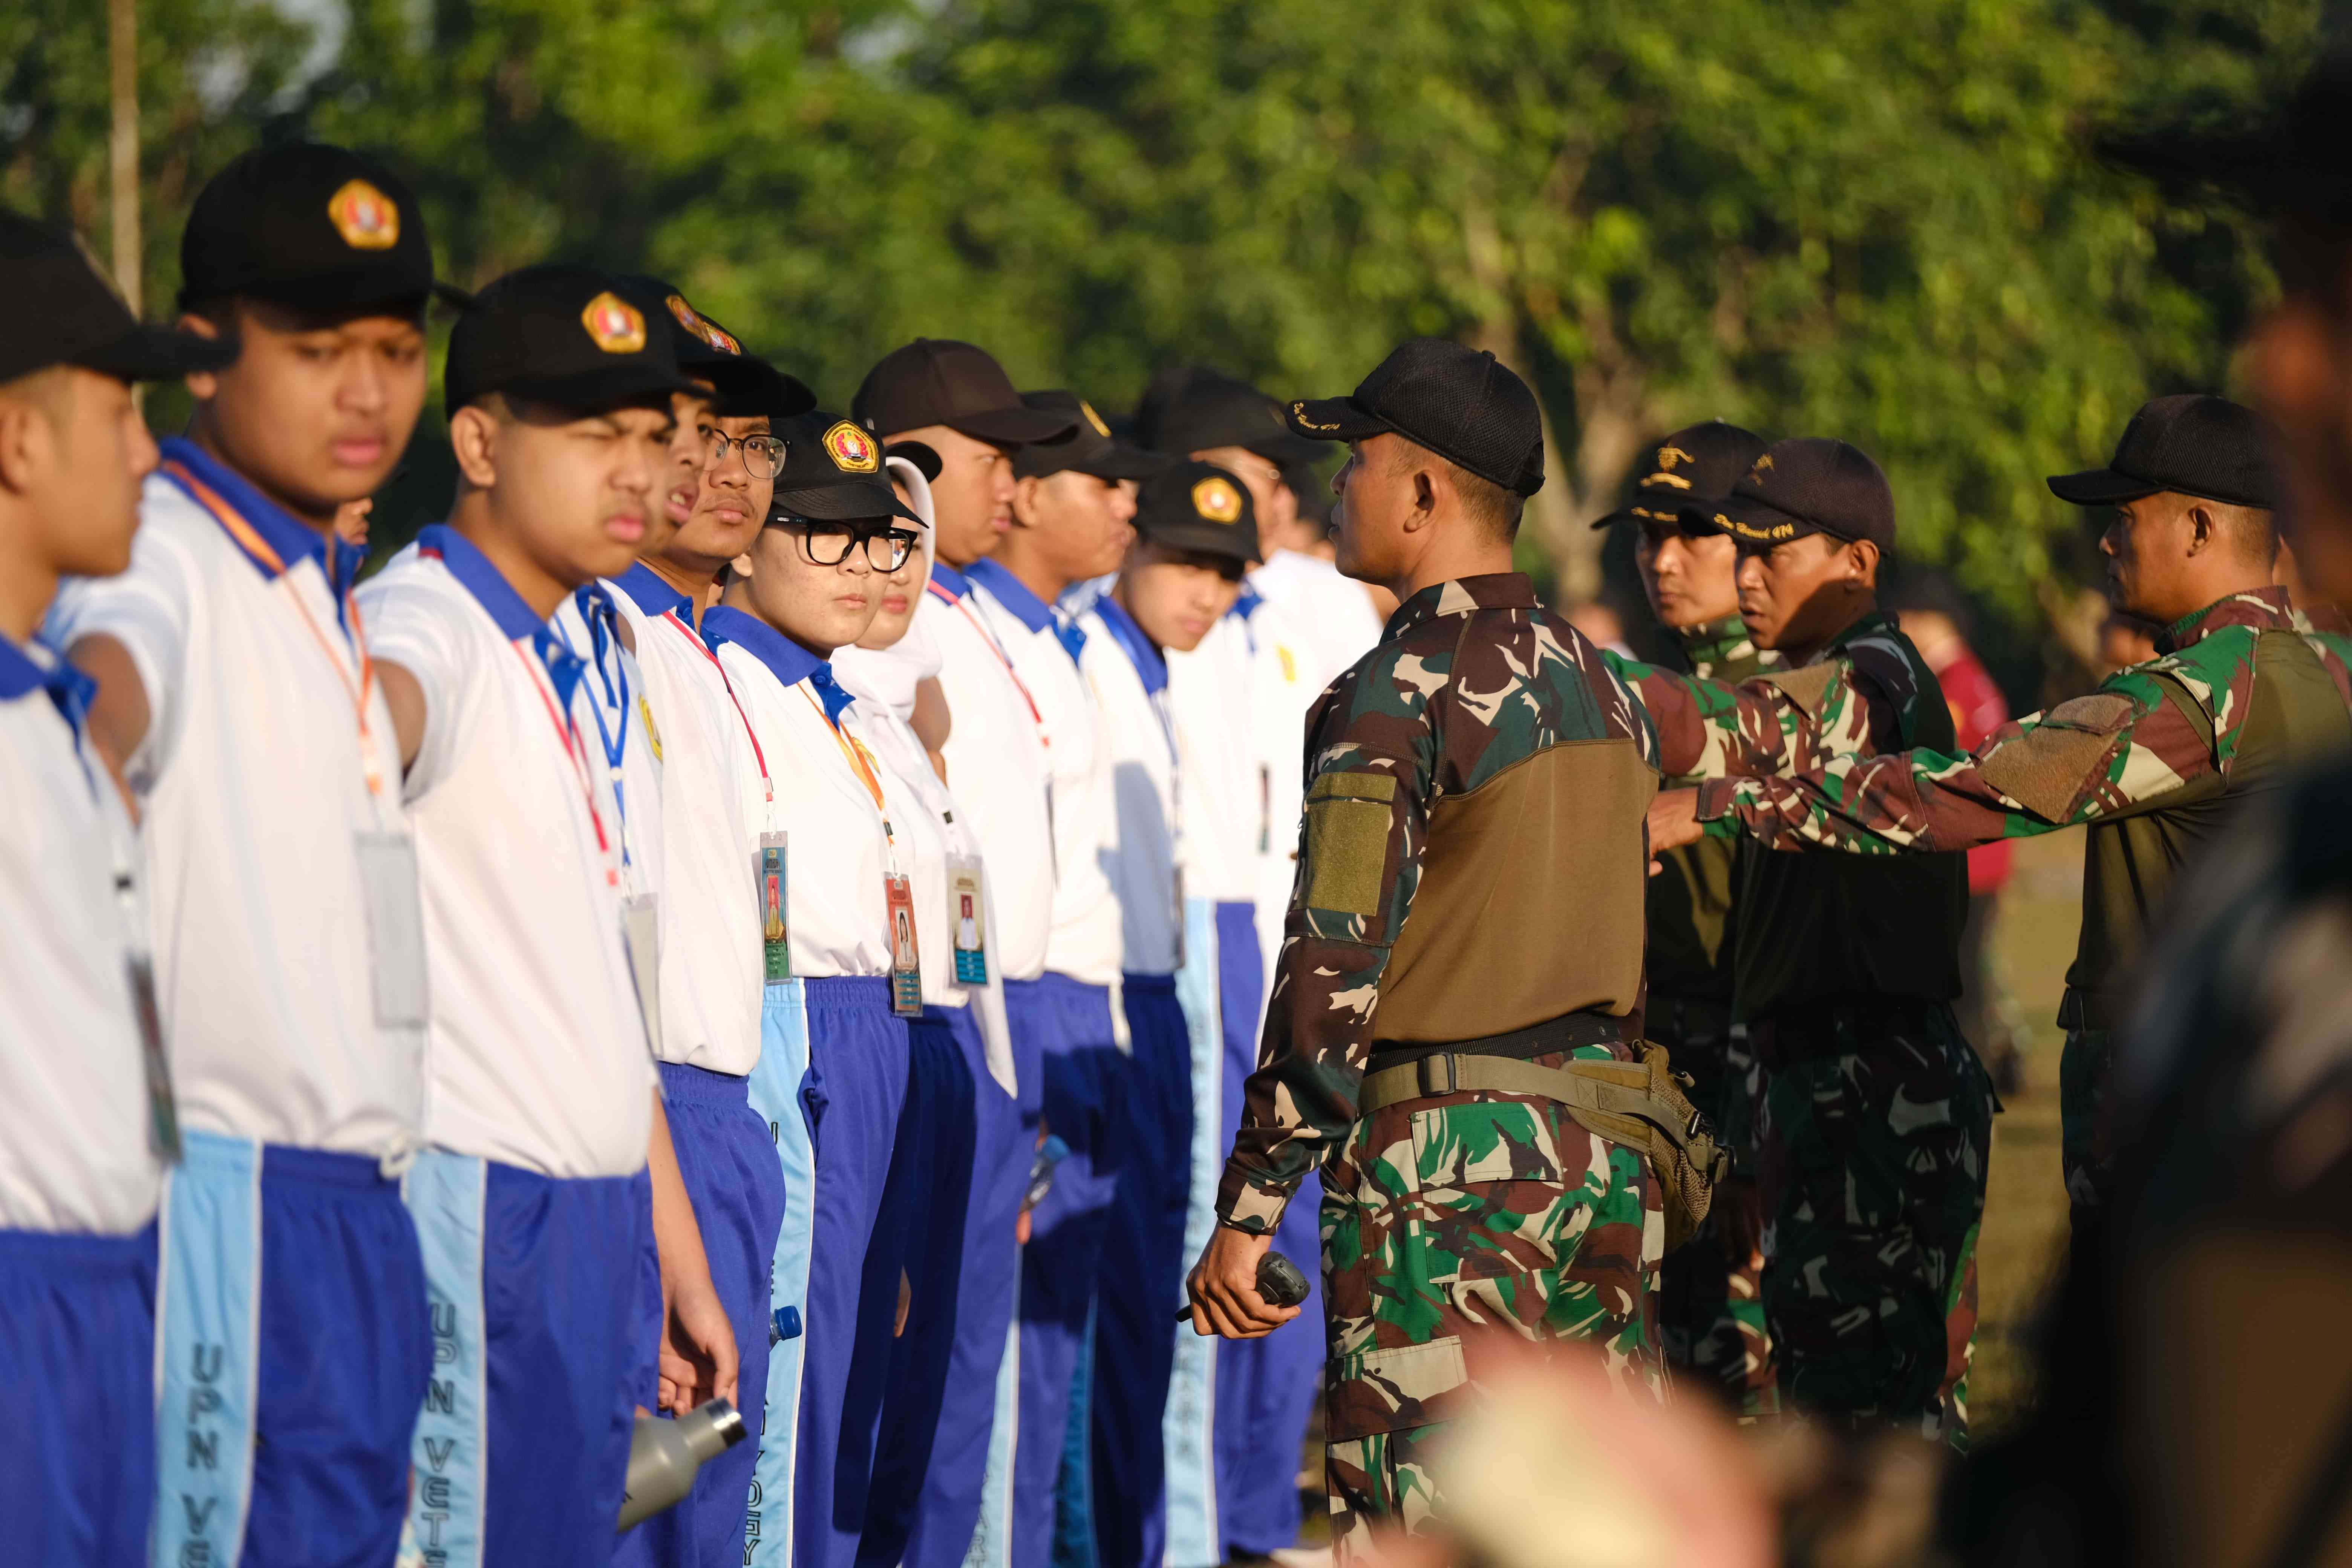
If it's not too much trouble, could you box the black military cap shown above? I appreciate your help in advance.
[770,412,922,524]
[852,338,1077,446]
[885,440,943,484]
[0,210,234,384]
[178,142,453,313]
[1133,459,1260,565]
[1684,437,1896,554]
[1589,421,1768,530]
[1284,338,1546,498]
[1134,366,1315,461]
[444,264,701,413]
[2046,394,2281,510]
[616,275,814,420]
[1014,390,1165,481]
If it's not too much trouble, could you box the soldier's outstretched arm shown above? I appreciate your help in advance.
[1667,668,2224,856]
[1601,648,1827,780]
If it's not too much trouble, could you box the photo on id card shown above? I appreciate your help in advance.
[948,855,989,985]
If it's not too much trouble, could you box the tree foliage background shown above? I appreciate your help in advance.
[1,0,2325,689]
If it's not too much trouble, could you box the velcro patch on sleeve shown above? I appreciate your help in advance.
[1759,661,1839,718]
[1301,771,1396,916]
[1977,694,2138,821]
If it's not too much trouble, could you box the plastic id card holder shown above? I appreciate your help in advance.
[884,871,923,1018]
[622,893,663,1058]
[759,831,790,982]
[127,951,179,1159]
[947,855,989,986]
[355,830,430,1031]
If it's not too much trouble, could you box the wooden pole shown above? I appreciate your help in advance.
[108,0,141,316]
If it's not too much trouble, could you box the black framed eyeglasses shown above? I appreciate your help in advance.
[704,428,787,479]
[778,519,920,571]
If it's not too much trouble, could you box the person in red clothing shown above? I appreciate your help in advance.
[1896,581,2027,1095]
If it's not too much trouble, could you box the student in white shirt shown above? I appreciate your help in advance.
[0,210,230,1568]
[51,145,444,1568]
[359,264,732,1568]
[835,453,1024,1568]
[1075,461,1259,1568]
[698,412,926,1568]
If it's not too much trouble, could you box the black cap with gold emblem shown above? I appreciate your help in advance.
[770,410,922,524]
[1588,421,1768,530]
[178,142,457,313]
[852,338,1077,447]
[613,274,815,421]
[1282,338,1546,498]
[1682,437,1897,554]
[0,208,236,384]
[1133,458,1260,565]
[1014,390,1165,481]
[443,263,700,414]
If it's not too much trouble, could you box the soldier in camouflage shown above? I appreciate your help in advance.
[1181,339,1667,1556]
[1594,420,1782,1421]
[1650,397,2352,1221]
[1601,438,1992,1446]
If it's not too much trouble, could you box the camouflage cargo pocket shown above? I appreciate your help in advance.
[1406,1098,1577,1285]
[1326,1336,1472,1442]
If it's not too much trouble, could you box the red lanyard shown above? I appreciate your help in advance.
[665,610,775,808]
[510,642,619,888]
[927,578,1049,748]
[165,459,387,801]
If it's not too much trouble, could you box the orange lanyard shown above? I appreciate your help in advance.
[512,642,619,888]
[667,610,775,808]
[799,685,890,828]
[164,459,387,801]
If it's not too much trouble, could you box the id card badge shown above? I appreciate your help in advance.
[946,855,989,986]
[126,951,179,1160]
[758,831,790,982]
[884,871,923,1018]
[354,831,430,1030]
[622,893,663,1057]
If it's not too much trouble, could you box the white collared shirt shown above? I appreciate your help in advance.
[46,442,421,1158]
[1075,598,1182,977]
[1246,548,1383,701]
[357,528,654,1179]
[1165,612,1261,905]
[0,636,163,1234]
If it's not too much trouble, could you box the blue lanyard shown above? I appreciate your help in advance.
[562,587,637,871]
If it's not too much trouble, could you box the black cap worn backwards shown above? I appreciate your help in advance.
[1283,338,1546,498]
[1133,459,1260,566]
[770,412,921,524]
[1589,421,1769,530]
[0,210,234,384]
[615,275,815,420]
[178,142,454,314]
[444,264,701,414]
[852,338,1078,447]
[1684,438,1897,554]
[2045,394,2282,511]
[1014,391,1166,481]
[1133,366,1316,461]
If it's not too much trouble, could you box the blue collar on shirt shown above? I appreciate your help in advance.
[416,524,587,709]
[159,436,364,602]
[967,558,1087,662]
[1092,594,1167,695]
[0,630,94,741]
[614,562,694,623]
[929,559,972,600]
[701,605,855,722]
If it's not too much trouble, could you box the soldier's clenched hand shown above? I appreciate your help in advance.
[1646,788,1705,862]
[1185,1225,1300,1339]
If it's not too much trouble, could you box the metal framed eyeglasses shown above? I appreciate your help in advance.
[704,428,787,479]
[778,519,920,571]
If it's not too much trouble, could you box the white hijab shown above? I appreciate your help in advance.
[832,455,940,719]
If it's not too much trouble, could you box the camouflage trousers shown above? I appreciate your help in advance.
[2058,1025,2114,1215]
[1651,1001,1778,1420]
[1317,1043,1664,1558]
[1752,998,1991,1449]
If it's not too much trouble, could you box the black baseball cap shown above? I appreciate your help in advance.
[1283,338,1546,498]
[444,264,701,413]
[1132,459,1260,565]
[885,440,943,484]
[852,338,1078,447]
[616,275,814,420]
[1589,421,1768,530]
[1014,391,1165,481]
[1684,437,1897,554]
[1134,366,1317,461]
[178,142,456,314]
[770,412,921,524]
[2045,394,2281,510]
[0,210,234,384]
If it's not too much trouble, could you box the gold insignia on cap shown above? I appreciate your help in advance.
[1656,444,1692,471]
[1192,475,1244,524]
[326,179,400,251]
[823,419,879,473]
[1750,454,1775,476]
[664,293,742,356]
[1290,401,1342,434]
[581,292,648,354]
[1080,400,1111,438]
[1643,471,1692,490]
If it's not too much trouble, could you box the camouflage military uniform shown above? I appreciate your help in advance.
[1695,588,2352,1213]
[1215,574,1665,1554]
[1607,611,1989,1444]
[1645,617,1778,1419]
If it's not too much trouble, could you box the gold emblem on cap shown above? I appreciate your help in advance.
[326,179,400,251]
[1750,454,1775,476]
[1656,444,1692,471]
[823,419,879,473]
[1080,400,1111,438]
[1290,401,1342,434]
[664,293,741,356]
[1643,471,1692,489]
[1192,475,1244,524]
[580,292,648,354]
